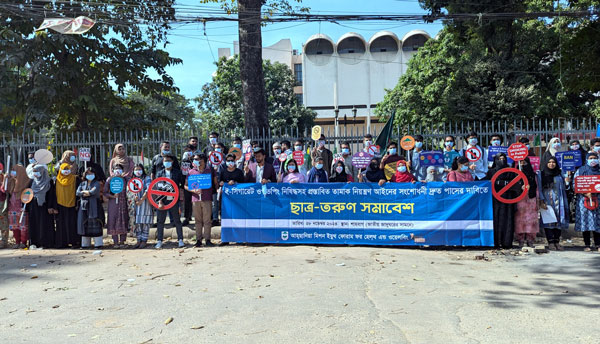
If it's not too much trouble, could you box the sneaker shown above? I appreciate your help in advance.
[584,246,592,252]
[155,241,163,249]
[178,240,185,248]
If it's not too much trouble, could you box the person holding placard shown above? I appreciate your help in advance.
[380,141,402,180]
[519,137,536,157]
[244,148,277,184]
[55,162,79,248]
[132,164,153,249]
[180,144,195,226]
[573,152,600,252]
[186,153,217,247]
[109,144,134,179]
[28,165,56,249]
[441,135,459,181]
[485,153,518,249]
[76,167,103,249]
[536,157,569,251]
[155,155,185,249]
[151,141,180,179]
[56,150,78,178]
[408,135,427,182]
[104,163,129,248]
[513,158,539,248]
[459,131,488,180]
[6,165,29,248]
[294,139,311,177]
[268,142,283,172]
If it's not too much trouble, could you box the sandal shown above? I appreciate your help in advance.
[584,246,592,252]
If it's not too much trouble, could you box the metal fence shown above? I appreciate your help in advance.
[1,118,597,172]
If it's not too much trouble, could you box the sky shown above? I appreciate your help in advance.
[164,0,444,99]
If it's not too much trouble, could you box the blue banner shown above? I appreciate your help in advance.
[221,182,494,246]
[555,151,582,171]
[187,173,212,190]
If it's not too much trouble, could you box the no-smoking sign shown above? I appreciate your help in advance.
[147,177,180,210]
[466,147,482,162]
[209,151,224,166]
[491,167,529,204]
[128,177,144,194]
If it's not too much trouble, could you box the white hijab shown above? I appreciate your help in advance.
[546,137,561,156]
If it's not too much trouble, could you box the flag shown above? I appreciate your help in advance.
[36,16,95,35]
[375,111,396,150]
[533,134,541,147]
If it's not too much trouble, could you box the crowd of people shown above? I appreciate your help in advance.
[0,131,599,252]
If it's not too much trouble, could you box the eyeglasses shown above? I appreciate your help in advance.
[226,160,235,163]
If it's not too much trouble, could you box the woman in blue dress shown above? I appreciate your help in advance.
[573,152,600,252]
[536,157,569,251]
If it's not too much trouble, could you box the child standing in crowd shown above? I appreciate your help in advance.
[447,156,474,182]
[76,168,103,249]
[7,165,29,248]
[513,158,538,248]
[132,164,153,249]
[104,163,129,248]
[55,162,79,248]
[574,152,600,252]
[537,157,569,251]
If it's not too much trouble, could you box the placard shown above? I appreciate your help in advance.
[109,177,125,194]
[444,151,460,168]
[555,151,582,172]
[79,147,91,162]
[188,173,212,190]
[293,151,304,165]
[351,152,372,169]
[574,175,600,193]
[419,150,444,167]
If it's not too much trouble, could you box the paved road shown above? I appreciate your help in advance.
[0,244,598,343]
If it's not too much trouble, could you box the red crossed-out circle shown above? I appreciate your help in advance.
[147,177,180,210]
[128,177,143,194]
[209,151,224,165]
[466,147,482,162]
[490,167,529,204]
[584,196,599,210]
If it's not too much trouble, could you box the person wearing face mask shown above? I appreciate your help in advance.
[569,139,587,161]
[268,142,283,172]
[186,154,218,247]
[425,166,442,182]
[151,141,180,179]
[513,158,539,248]
[155,155,185,249]
[6,165,29,248]
[294,140,311,176]
[390,160,416,183]
[209,142,227,226]
[519,137,536,157]
[441,135,459,181]
[76,168,103,249]
[281,160,306,183]
[26,152,37,179]
[244,148,277,184]
[336,142,357,181]
[307,157,329,183]
[358,158,387,186]
[219,154,245,186]
[447,156,474,182]
[54,162,79,248]
[131,164,153,249]
[232,137,244,168]
[311,135,333,174]
[281,140,292,156]
[485,153,518,249]
[459,132,488,180]
[104,163,129,248]
[489,134,503,147]
[541,137,562,168]
[27,165,57,249]
[407,135,428,182]
[180,145,195,226]
[362,134,374,153]
[109,144,134,179]
[56,150,78,178]
[536,157,569,251]
[329,160,352,183]
[379,142,402,180]
[574,152,600,252]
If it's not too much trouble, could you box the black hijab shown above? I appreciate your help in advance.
[519,157,537,198]
[330,161,348,182]
[365,158,385,182]
[541,156,561,189]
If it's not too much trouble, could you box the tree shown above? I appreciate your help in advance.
[0,0,182,132]
[200,0,308,133]
[196,56,315,136]
[121,91,198,132]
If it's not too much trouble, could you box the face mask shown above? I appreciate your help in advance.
[29,158,36,164]
[369,163,378,170]
[336,166,343,173]
[318,141,325,147]
[163,161,172,169]
[588,159,599,167]
[215,148,222,153]
[209,137,217,145]
[233,144,241,149]
[113,169,122,175]
[397,166,407,173]
[342,148,350,155]
[415,142,423,149]
[316,163,323,170]
[134,170,143,176]
[445,141,454,148]
[86,174,95,181]
[295,146,303,151]
[552,142,561,149]
[162,150,170,155]
[34,172,41,179]
[594,146,600,153]
[365,140,372,147]
[288,165,296,172]
[226,161,235,167]
[460,165,468,172]
[193,160,201,167]
[469,138,478,145]
[491,140,501,146]
[10,171,17,177]
[388,148,397,155]
[571,144,580,150]
[61,169,71,175]
[253,147,261,153]
[274,149,281,155]
[69,155,76,162]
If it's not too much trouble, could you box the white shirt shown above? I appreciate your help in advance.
[256,164,264,183]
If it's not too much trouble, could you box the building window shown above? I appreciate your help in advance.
[294,63,302,86]
[295,93,303,105]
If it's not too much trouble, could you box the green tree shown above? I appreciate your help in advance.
[196,56,315,136]
[0,0,181,132]
[121,91,198,132]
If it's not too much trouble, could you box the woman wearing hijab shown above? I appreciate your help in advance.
[6,165,30,248]
[55,162,79,248]
[390,160,415,183]
[307,157,328,183]
[574,152,600,251]
[541,137,561,168]
[329,161,352,183]
[76,168,103,249]
[536,157,569,250]
[57,150,78,177]
[28,165,56,249]
[109,143,135,179]
[104,163,130,248]
[513,158,539,247]
[485,153,518,249]
[447,156,474,182]
[358,158,387,186]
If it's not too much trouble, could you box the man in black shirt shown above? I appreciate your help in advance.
[219,154,245,185]
[151,141,180,179]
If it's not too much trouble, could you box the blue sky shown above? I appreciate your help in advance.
[165,0,443,99]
